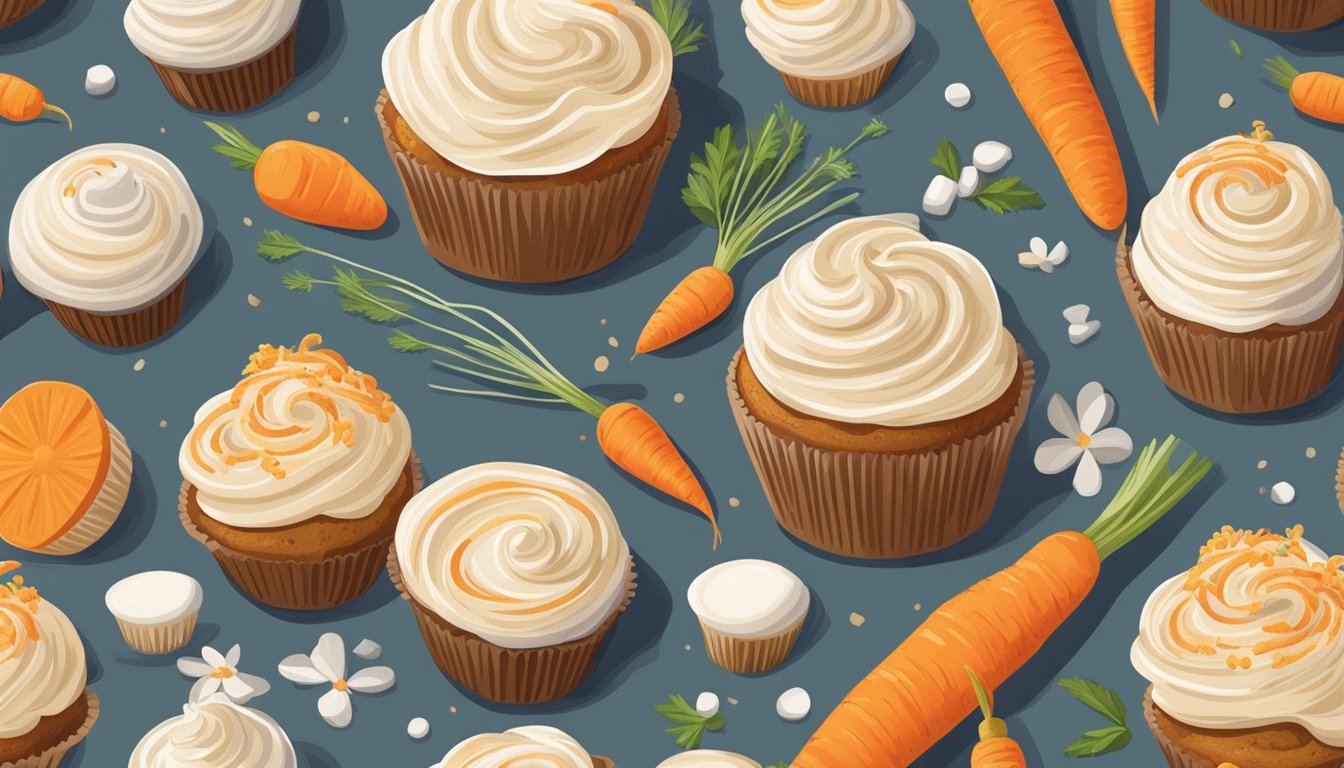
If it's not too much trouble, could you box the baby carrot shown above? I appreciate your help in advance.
[1266,56,1344,124]
[0,74,70,131]
[967,667,1028,768]
[636,266,734,356]
[1111,0,1158,121]
[205,122,387,231]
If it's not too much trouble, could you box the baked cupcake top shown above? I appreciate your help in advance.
[105,571,203,627]
[395,462,631,649]
[1131,526,1344,745]
[179,334,412,529]
[129,694,297,768]
[0,564,87,740]
[1132,133,1344,333]
[657,751,763,768]
[381,0,673,176]
[687,559,808,639]
[124,0,302,71]
[741,0,915,80]
[743,214,1018,427]
[438,726,596,768]
[8,144,203,314]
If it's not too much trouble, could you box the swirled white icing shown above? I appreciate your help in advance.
[438,726,595,768]
[124,0,302,71]
[395,462,630,649]
[742,0,915,80]
[657,751,763,768]
[381,0,673,176]
[8,144,203,314]
[687,560,809,639]
[743,214,1018,427]
[0,584,86,740]
[179,334,412,528]
[1131,526,1344,745]
[1133,136,1344,333]
[129,695,297,768]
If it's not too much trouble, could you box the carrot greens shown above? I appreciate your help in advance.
[648,0,707,57]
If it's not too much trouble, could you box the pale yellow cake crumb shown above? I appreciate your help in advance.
[1256,459,1267,470]
[159,420,168,428]
[849,612,866,627]
[243,217,253,227]
[594,356,610,373]
[674,393,685,404]
[914,603,922,611]
[307,110,321,123]
[727,697,738,706]
[1306,447,1317,459]
[1218,93,1235,109]
[247,293,261,308]
[728,497,740,508]
[608,336,619,348]
[133,358,146,372]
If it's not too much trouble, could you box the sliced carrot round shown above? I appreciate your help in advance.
[0,381,112,550]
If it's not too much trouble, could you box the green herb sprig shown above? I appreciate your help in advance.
[929,138,1044,215]
[656,694,726,750]
[648,0,707,57]
[1059,678,1133,758]
[1230,39,1243,58]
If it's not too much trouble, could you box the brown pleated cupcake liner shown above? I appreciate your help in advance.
[38,423,132,556]
[115,611,198,656]
[6,689,99,768]
[698,618,803,675]
[1144,688,1215,768]
[777,56,900,109]
[178,452,424,612]
[45,279,186,349]
[727,346,1034,559]
[591,757,615,768]
[1198,0,1344,30]
[147,23,297,112]
[1117,238,1344,414]
[0,0,44,28]
[374,88,681,284]
[389,548,637,704]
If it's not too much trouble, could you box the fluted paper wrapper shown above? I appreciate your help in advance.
[38,424,131,556]
[115,611,198,656]
[375,88,681,284]
[778,56,899,108]
[1117,238,1344,414]
[590,758,615,768]
[389,548,637,704]
[1198,0,1344,30]
[727,346,1033,559]
[1144,687,1221,768]
[46,279,185,348]
[7,690,99,768]
[147,23,297,112]
[0,0,43,28]
[698,617,803,675]
[179,453,423,611]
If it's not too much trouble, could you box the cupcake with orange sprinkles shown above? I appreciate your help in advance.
[178,334,420,611]
[0,562,100,768]
[1132,525,1344,768]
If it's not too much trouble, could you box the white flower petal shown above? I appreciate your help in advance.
[1046,394,1079,437]
[201,646,227,669]
[1088,428,1133,464]
[1073,451,1103,497]
[222,674,256,702]
[311,634,346,683]
[1035,439,1084,475]
[1030,236,1048,258]
[1076,382,1113,434]
[347,666,395,694]
[190,676,220,703]
[278,654,329,685]
[1039,261,1055,275]
[177,657,212,678]
[319,688,353,729]
[237,673,271,698]
[225,644,242,668]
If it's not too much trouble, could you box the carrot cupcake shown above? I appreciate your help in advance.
[130,695,296,767]
[1198,0,1344,31]
[377,0,679,283]
[657,752,762,768]
[1133,525,1344,768]
[0,563,99,768]
[8,144,204,347]
[391,462,635,704]
[741,0,915,108]
[124,0,302,112]
[0,381,132,556]
[688,559,809,674]
[1119,126,1344,414]
[437,726,614,768]
[178,334,419,611]
[0,0,44,28]
[728,214,1032,558]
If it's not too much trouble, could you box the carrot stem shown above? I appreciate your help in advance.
[42,104,71,132]
[1264,55,1301,91]
[204,121,263,171]
[1083,436,1211,560]
[967,666,995,723]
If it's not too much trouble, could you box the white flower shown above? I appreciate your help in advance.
[1034,382,1133,497]
[278,633,395,728]
[177,644,270,705]
[1018,236,1068,273]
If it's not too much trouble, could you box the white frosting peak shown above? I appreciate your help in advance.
[105,571,203,626]
[0,593,86,740]
[657,751,764,768]
[129,695,297,768]
[438,725,595,768]
[742,0,914,80]
[687,560,809,639]
[124,0,302,71]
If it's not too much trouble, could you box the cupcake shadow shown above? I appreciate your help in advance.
[12,452,156,564]
[866,24,939,115]
[295,742,342,768]
[0,278,46,341]
[0,0,91,51]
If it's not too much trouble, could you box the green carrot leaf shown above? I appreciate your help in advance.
[1264,55,1301,92]
[648,0,708,57]
[1059,678,1127,727]
[969,176,1045,214]
[281,271,314,293]
[388,331,431,353]
[929,139,961,180]
[656,695,725,750]
[332,269,412,323]
[1229,39,1243,58]
[1063,725,1132,758]
[257,230,308,262]
[203,121,263,171]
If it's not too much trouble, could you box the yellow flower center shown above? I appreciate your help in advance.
[333,679,349,692]
[210,666,236,679]
[1076,433,1091,448]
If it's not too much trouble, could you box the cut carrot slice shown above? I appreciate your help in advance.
[0,382,112,550]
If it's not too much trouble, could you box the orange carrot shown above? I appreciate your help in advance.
[1266,56,1344,124]
[0,74,70,131]
[597,402,718,545]
[636,266,734,356]
[206,122,386,231]
[968,0,1128,230]
[1111,0,1158,121]
[793,437,1210,768]
[968,667,1028,768]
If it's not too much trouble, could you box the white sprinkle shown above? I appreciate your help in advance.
[600,318,607,326]
[353,639,381,660]
[243,217,253,227]
[1219,93,1235,109]
[944,82,972,109]
[307,110,321,123]
[133,358,146,371]
[849,612,866,627]
[159,420,168,428]
[579,434,588,441]
[607,336,619,348]
[914,603,922,611]
[777,688,811,722]
[956,166,979,198]
[1257,459,1268,470]
[247,293,261,308]
[973,141,1013,173]
[85,65,116,96]
[695,692,720,718]
[342,116,349,124]
[684,644,692,652]
[449,706,457,714]
[673,393,685,404]
[594,355,610,373]
[727,697,739,706]
[159,127,166,134]
[1306,447,1317,459]
[922,175,958,216]
[1069,321,1101,346]
[1063,304,1091,324]
[407,717,429,740]
[728,497,741,508]
[1270,481,1296,505]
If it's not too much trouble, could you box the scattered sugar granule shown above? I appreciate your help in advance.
[342,116,349,124]
[594,355,610,373]
[1219,93,1235,109]
[695,692,720,718]
[407,717,430,740]
[159,420,168,429]
[133,358,146,372]
[247,293,261,308]
[728,497,741,508]
[243,217,253,227]
[159,127,166,134]
[849,612,866,628]
[776,688,811,722]
[1256,460,1268,470]
[85,65,115,96]
[914,603,922,611]
[944,82,972,109]
[1271,482,1296,505]
[1306,447,1317,459]
[449,706,457,714]
[353,639,381,660]
[727,697,739,706]
[307,110,321,123]
[684,644,692,652]
[673,393,685,404]
[579,434,587,442]
[1259,486,1266,495]
[600,318,607,326]
[608,336,619,348]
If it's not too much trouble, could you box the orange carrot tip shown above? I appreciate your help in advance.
[0,73,71,130]
[0,561,19,579]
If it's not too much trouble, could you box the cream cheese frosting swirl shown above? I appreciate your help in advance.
[0,570,86,740]
[395,462,630,649]
[8,144,203,314]
[381,0,673,176]
[129,695,297,768]
[657,750,764,767]
[1132,135,1344,333]
[179,334,412,529]
[438,726,595,768]
[1131,526,1344,745]
[743,214,1018,427]
[124,0,302,71]
[742,0,915,80]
